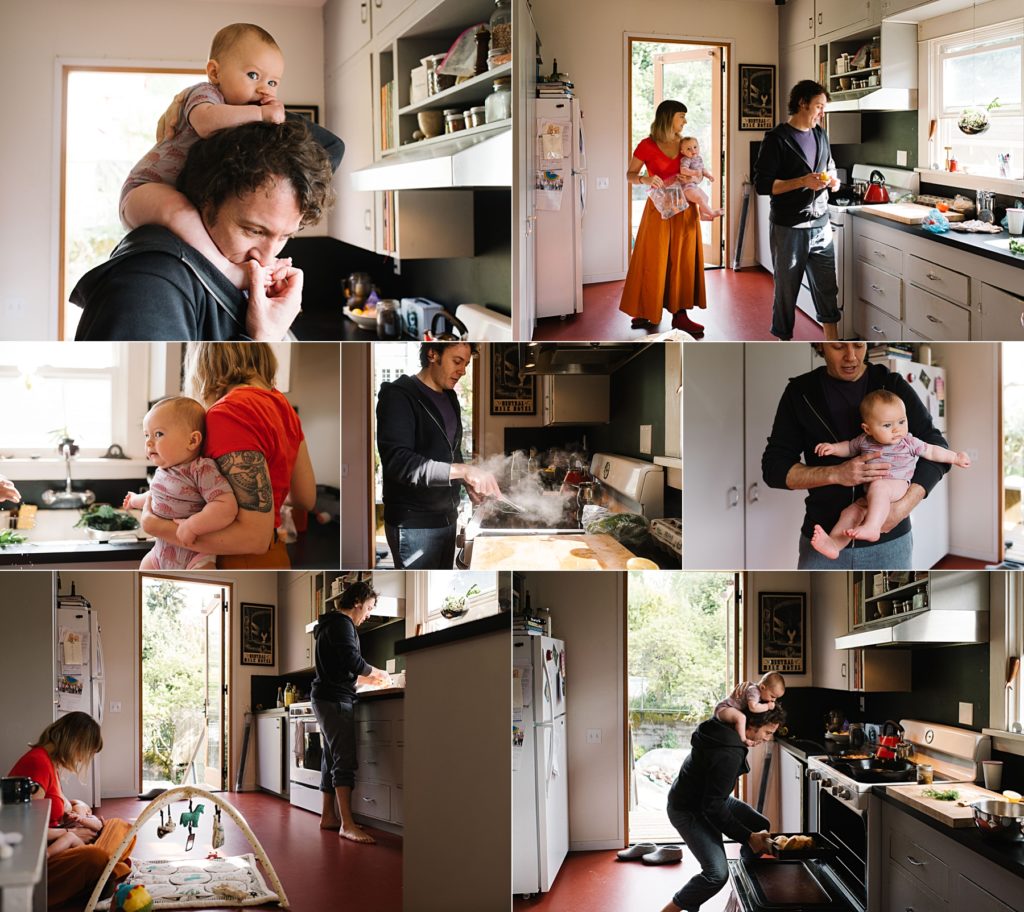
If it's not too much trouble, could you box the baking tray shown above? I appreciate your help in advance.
[742,859,836,910]
[767,832,838,860]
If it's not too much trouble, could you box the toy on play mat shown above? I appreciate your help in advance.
[85,785,288,911]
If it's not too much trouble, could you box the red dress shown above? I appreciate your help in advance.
[619,137,707,323]
[9,745,65,826]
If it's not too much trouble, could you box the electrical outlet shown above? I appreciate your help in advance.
[110,701,122,713]
[595,177,610,190]
[959,702,973,725]
[586,728,602,744]
[341,464,349,478]
[859,696,865,711]
[896,150,908,166]
[639,425,652,454]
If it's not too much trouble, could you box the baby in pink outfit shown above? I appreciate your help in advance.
[810,389,970,560]
[679,136,724,221]
[715,672,786,746]
[124,397,238,570]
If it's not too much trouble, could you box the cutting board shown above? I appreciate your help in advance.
[886,782,1005,827]
[469,533,636,570]
[861,203,965,224]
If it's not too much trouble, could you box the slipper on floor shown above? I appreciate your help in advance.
[616,842,658,861]
[631,318,657,330]
[641,845,684,865]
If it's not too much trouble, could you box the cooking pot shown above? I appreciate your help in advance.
[863,169,890,204]
[971,799,1024,842]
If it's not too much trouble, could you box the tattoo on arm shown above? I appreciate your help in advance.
[215,451,273,513]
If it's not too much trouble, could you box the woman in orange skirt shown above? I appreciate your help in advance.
[619,100,707,337]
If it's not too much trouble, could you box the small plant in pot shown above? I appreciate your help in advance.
[440,584,480,619]
[958,97,1000,135]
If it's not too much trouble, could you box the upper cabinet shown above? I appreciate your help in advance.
[542,375,610,426]
[815,0,876,39]
[780,0,817,48]
[325,0,418,72]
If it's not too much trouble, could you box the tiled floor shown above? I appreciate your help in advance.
[54,792,402,912]
[531,268,824,342]
[513,846,743,911]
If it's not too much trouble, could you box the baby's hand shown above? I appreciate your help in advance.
[263,257,294,288]
[706,174,715,182]
[955,451,971,468]
[174,518,198,547]
[122,493,135,511]
[259,98,286,124]
[815,442,837,457]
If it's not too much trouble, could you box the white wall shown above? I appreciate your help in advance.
[529,571,626,850]
[530,0,780,281]
[1,0,326,340]
[287,342,341,488]
[341,341,371,567]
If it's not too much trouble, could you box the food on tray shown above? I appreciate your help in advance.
[74,504,140,532]
[774,834,814,851]
[843,754,870,760]
[922,788,960,801]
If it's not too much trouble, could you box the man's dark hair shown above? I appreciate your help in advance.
[178,119,335,229]
[787,79,830,115]
[419,342,480,369]
[748,705,787,731]
[339,580,379,611]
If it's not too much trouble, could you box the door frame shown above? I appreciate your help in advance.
[624,36,731,272]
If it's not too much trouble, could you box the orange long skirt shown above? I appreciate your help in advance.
[217,536,291,569]
[619,200,707,323]
[47,817,135,907]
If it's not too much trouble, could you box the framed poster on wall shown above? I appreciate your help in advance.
[490,343,536,415]
[758,592,806,675]
[739,64,775,131]
[240,602,275,666]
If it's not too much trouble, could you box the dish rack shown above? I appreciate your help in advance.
[650,517,682,554]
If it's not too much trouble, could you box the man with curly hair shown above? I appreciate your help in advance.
[72,118,341,341]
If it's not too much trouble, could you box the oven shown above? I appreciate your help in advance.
[288,702,323,814]
[817,785,869,906]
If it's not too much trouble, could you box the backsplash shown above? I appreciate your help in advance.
[831,110,919,171]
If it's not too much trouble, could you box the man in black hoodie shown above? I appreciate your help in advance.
[311,580,390,844]
[754,80,841,342]
[376,342,502,568]
[659,709,782,912]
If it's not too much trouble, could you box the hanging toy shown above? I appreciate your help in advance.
[156,808,176,838]
[211,806,225,850]
[179,799,205,851]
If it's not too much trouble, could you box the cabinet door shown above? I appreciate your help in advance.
[779,749,805,832]
[881,0,931,18]
[884,859,948,912]
[256,715,283,794]
[542,375,610,425]
[513,0,538,337]
[780,41,817,100]
[955,874,1017,912]
[682,343,745,569]
[816,0,871,37]
[810,573,850,690]
[281,572,313,673]
[325,0,373,71]
[744,343,817,568]
[978,283,1024,341]
[781,0,817,46]
[855,299,902,341]
[326,59,376,252]
[370,0,416,36]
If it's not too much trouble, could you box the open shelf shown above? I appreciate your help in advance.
[381,116,510,157]
[398,62,510,117]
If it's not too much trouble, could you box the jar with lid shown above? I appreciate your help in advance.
[376,299,402,339]
[485,76,511,123]
[445,109,466,133]
[488,0,512,69]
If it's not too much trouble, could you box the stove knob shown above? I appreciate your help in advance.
[832,786,852,799]
[821,778,833,788]
[808,771,821,781]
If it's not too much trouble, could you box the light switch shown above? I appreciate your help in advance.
[386,659,397,673]
[640,425,652,454]
[586,728,602,744]
[896,150,908,166]
[595,177,610,190]
[959,702,973,725]
[110,701,122,713]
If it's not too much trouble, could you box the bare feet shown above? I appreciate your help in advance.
[810,524,841,560]
[339,824,376,844]
[845,525,881,542]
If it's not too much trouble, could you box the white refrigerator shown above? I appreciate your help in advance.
[535,97,586,319]
[55,590,104,806]
[513,635,569,896]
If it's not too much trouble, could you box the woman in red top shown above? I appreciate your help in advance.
[8,712,135,907]
[142,343,316,568]
[619,100,707,336]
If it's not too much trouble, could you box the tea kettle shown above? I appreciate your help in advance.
[875,719,905,760]
[863,169,891,204]
[425,310,470,341]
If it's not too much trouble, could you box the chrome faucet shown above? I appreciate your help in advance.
[42,437,95,509]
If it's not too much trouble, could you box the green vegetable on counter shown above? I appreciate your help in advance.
[74,504,140,532]
[1009,237,1024,257]
[922,788,960,801]
[0,529,27,548]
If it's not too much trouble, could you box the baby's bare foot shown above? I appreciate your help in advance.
[845,526,881,542]
[810,524,840,559]
[339,824,375,844]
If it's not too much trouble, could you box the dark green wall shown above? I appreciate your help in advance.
[832,110,919,173]
[589,343,666,460]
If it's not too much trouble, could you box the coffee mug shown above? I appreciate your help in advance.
[1,776,43,803]
[1007,208,1024,236]
[983,760,1004,791]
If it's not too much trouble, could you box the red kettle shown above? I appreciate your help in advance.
[875,719,904,760]
[863,169,890,204]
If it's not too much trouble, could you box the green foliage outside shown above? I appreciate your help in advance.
[142,580,204,783]
[1005,347,1024,479]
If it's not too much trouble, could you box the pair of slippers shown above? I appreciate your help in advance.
[615,843,683,865]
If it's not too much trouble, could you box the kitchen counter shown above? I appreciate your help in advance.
[879,785,1024,880]
[354,685,405,700]
[394,612,509,656]
[852,208,1024,271]
[0,508,152,566]
[468,532,639,570]
[0,802,49,912]
[776,735,828,761]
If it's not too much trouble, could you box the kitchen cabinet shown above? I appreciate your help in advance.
[325,0,417,71]
[326,59,375,251]
[513,0,537,337]
[280,572,314,674]
[778,747,805,833]
[880,0,934,18]
[352,698,404,832]
[255,711,287,798]
[820,21,916,112]
[542,375,610,426]
[780,41,818,101]
[978,283,1024,341]
[850,570,987,630]
[780,0,817,47]
[815,0,875,38]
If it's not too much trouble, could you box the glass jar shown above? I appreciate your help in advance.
[485,76,511,123]
[376,299,402,340]
[488,0,512,69]
[916,763,934,785]
[445,110,466,133]
[422,54,449,96]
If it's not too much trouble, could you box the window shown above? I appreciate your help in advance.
[1010,572,1023,734]
[419,571,499,633]
[927,20,1023,179]
[0,343,146,455]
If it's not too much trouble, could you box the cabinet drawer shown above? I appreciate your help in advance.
[855,261,902,319]
[907,254,969,306]
[356,719,392,743]
[886,859,948,912]
[395,743,403,787]
[905,285,970,341]
[358,741,395,783]
[955,874,1016,912]
[352,780,390,821]
[856,234,903,276]
[391,783,404,825]
[393,718,403,745]
[855,300,902,341]
[889,824,949,900]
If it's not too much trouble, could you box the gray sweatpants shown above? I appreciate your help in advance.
[769,220,839,340]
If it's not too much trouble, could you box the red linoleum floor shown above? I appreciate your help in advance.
[932,554,993,570]
[513,846,743,912]
[531,268,824,342]
[55,792,401,912]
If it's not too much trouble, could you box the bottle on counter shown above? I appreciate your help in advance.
[276,686,284,708]
[284,683,296,707]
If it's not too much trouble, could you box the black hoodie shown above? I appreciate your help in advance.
[668,719,755,845]
[753,122,834,228]
[376,373,464,527]
[311,612,372,703]
[762,361,950,542]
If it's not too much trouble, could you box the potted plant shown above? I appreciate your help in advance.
[958,97,1000,135]
[440,584,480,619]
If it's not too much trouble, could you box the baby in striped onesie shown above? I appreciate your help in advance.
[810,389,970,560]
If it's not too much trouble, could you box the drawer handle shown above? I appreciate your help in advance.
[365,760,377,764]
[872,250,886,258]
[361,797,376,803]
[364,209,372,231]
[906,855,925,867]
[926,314,941,323]
[926,272,939,280]
[871,325,885,334]
[748,483,760,504]
[871,284,885,295]
[365,727,376,733]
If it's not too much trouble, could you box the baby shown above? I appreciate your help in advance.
[679,136,724,221]
[124,397,238,570]
[810,389,970,560]
[120,23,288,288]
[44,796,103,858]
[716,672,786,746]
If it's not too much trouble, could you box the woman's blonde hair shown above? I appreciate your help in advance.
[183,343,278,405]
[31,712,102,775]
[650,100,688,143]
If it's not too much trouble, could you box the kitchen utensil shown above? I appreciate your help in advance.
[767,833,837,859]
[875,719,904,760]
[970,799,1024,842]
[426,309,469,341]
[832,757,918,783]
[983,760,1004,791]
[916,763,934,784]
[376,299,403,339]
[863,169,890,204]
[494,495,525,514]
[825,709,844,731]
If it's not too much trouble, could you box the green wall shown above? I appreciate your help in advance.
[832,110,919,173]
[589,343,666,460]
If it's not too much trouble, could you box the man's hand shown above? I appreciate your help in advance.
[0,475,22,504]
[801,172,828,190]
[749,831,774,855]
[245,261,303,340]
[175,518,198,547]
[832,452,891,487]
[259,98,286,124]
[458,465,502,499]
[157,88,190,143]
[466,487,486,505]
[854,483,925,534]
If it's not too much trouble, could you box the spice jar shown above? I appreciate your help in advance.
[916,764,934,785]
[488,0,512,69]
[376,299,402,339]
[485,76,511,123]
[445,110,466,133]
[465,105,486,128]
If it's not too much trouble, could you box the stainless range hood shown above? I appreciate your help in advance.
[518,342,653,376]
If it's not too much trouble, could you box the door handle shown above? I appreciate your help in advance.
[926,272,939,280]
[841,662,847,678]
[364,209,372,231]
[905,855,925,866]
[747,483,760,504]
[728,485,739,508]
[360,2,368,23]
[818,12,823,24]
[808,16,813,28]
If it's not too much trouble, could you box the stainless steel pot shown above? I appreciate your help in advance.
[971,799,1024,842]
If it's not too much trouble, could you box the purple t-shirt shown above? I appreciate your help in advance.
[785,123,818,170]
[413,376,457,445]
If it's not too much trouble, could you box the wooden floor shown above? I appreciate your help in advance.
[532,267,824,342]
[54,792,402,912]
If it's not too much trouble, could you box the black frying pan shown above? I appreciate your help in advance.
[832,758,916,782]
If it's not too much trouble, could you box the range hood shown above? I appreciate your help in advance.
[827,86,918,113]
[835,609,989,648]
[350,126,511,191]
[518,342,653,376]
